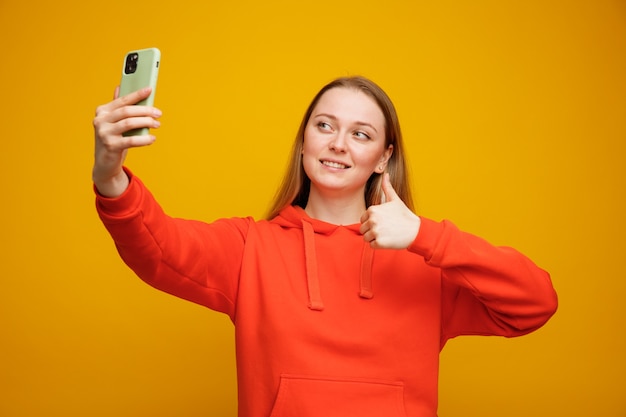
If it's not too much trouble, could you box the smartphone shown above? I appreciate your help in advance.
[119,47,161,136]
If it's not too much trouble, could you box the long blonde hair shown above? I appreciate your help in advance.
[266,76,414,220]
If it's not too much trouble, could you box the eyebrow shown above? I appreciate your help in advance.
[313,113,379,133]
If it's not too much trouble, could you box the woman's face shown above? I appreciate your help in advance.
[302,87,392,199]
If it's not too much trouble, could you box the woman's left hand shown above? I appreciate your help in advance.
[360,173,421,249]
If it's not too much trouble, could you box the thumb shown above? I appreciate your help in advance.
[381,172,399,203]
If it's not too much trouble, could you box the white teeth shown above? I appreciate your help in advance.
[322,161,348,169]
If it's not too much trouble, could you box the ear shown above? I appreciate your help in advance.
[375,144,394,173]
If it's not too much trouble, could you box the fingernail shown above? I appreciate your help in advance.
[153,109,162,117]
[153,120,161,128]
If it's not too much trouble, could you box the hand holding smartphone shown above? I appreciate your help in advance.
[119,47,160,136]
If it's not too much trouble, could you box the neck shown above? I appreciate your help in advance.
[304,187,366,225]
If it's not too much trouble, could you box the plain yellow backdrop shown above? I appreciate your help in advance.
[1,0,624,416]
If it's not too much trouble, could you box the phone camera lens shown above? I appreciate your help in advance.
[124,52,139,74]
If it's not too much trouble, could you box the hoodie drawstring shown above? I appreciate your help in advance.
[359,244,374,299]
[302,220,324,311]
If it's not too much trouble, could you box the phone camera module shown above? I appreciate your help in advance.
[124,52,139,74]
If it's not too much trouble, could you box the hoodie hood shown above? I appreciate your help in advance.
[271,205,374,311]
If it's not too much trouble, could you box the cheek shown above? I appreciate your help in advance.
[355,147,386,168]
[302,129,322,156]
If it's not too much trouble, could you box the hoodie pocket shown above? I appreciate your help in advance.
[269,374,408,417]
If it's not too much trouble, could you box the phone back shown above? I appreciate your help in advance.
[120,47,160,105]
[119,47,160,135]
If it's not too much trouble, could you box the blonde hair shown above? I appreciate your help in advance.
[266,76,414,220]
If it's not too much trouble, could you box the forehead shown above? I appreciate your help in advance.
[313,87,385,128]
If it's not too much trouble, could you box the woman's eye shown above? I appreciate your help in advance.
[317,122,331,130]
[354,131,371,140]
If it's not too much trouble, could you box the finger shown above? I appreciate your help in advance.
[381,172,399,203]
[111,115,161,137]
[118,86,152,106]
[113,86,120,100]
[98,87,153,115]
[100,133,156,153]
[359,210,369,225]
[359,220,369,236]
[107,105,162,124]
[362,229,375,243]
[122,134,157,148]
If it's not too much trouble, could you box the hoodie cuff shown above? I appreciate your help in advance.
[94,167,143,220]
[407,217,444,261]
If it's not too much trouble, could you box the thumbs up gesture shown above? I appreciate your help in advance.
[359,173,421,249]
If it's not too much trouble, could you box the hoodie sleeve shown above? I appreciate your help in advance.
[408,217,558,347]
[95,169,250,320]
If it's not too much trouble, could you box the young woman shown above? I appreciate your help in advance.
[93,76,557,417]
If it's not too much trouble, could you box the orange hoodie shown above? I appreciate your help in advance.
[96,171,557,417]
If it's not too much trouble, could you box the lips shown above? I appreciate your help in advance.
[321,159,350,169]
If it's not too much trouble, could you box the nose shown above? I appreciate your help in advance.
[329,132,347,152]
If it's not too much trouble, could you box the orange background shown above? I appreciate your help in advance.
[1,1,624,416]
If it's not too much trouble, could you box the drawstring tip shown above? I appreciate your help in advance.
[359,289,374,299]
[308,301,325,311]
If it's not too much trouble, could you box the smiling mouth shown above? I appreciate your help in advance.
[321,160,350,169]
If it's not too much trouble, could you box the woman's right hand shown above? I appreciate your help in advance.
[92,87,162,197]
